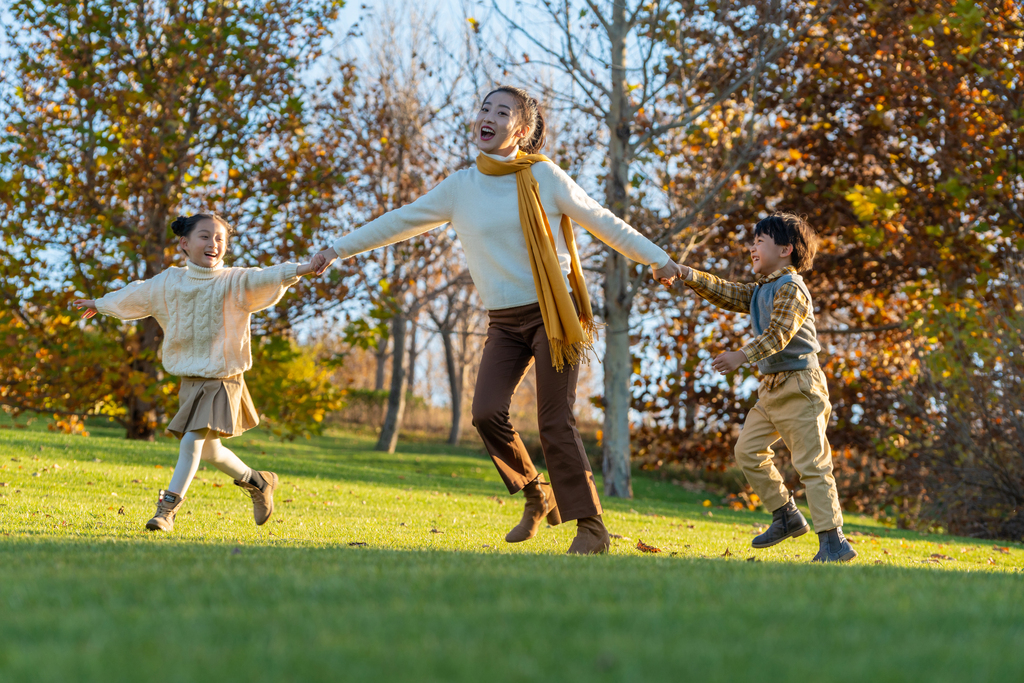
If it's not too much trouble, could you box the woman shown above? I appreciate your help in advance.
[316,85,683,554]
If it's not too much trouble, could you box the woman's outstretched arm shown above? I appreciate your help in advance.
[315,175,457,274]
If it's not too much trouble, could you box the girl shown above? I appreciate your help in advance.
[314,86,683,554]
[74,214,325,532]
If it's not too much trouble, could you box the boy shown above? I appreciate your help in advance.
[680,213,855,562]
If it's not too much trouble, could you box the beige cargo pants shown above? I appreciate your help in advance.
[734,367,844,530]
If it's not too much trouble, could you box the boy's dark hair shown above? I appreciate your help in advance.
[753,213,819,272]
[170,213,235,239]
[483,85,546,154]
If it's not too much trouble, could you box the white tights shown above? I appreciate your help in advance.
[167,429,253,496]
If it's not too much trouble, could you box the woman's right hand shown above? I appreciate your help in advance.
[72,299,97,319]
[313,247,338,276]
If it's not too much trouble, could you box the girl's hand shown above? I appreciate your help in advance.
[72,299,98,320]
[313,247,338,276]
[711,350,747,374]
[652,258,684,287]
[297,252,328,277]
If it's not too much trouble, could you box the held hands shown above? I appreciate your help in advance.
[711,350,747,374]
[652,258,686,287]
[297,252,329,277]
[72,299,97,320]
[312,247,338,276]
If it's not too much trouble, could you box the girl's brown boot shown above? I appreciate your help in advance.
[145,490,185,532]
[505,474,562,542]
[566,514,610,555]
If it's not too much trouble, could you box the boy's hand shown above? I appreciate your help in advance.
[313,247,338,276]
[711,350,747,374]
[72,299,97,320]
[297,252,328,277]
[652,258,684,287]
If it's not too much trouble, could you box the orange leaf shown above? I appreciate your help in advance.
[636,539,661,553]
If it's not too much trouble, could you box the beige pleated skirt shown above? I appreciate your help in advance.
[167,375,259,439]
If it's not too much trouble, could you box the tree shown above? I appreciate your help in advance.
[487,0,837,496]
[0,0,351,438]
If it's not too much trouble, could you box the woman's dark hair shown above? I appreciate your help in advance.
[753,213,819,272]
[484,85,546,154]
[170,213,234,239]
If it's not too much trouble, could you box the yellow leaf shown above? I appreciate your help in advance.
[702,499,712,507]
[788,149,802,160]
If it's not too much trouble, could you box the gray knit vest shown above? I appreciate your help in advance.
[749,272,820,374]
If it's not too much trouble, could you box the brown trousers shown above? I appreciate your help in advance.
[472,303,602,521]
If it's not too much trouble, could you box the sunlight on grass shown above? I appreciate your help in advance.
[2,417,1024,682]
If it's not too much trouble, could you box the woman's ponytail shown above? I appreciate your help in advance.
[522,101,546,154]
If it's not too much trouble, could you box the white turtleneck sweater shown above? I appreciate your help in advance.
[331,151,671,311]
[95,260,301,379]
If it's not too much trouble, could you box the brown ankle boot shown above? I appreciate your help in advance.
[145,490,185,532]
[566,515,610,555]
[233,470,278,525]
[505,474,561,543]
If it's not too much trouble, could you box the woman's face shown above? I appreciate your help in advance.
[180,218,228,268]
[474,91,528,156]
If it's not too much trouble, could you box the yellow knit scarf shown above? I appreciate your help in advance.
[476,151,597,371]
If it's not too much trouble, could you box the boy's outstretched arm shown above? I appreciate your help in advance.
[680,266,756,313]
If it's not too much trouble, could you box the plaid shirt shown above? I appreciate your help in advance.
[684,266,812,391]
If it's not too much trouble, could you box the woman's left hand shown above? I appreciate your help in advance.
[652,258,684,286]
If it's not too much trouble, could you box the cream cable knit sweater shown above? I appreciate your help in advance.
[95,260,300,379]
[331,151,671,311]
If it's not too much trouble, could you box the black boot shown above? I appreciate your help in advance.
[811,527,858,563]
[752,498,810,548]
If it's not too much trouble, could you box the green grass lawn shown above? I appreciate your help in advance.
[2,416,1023,682]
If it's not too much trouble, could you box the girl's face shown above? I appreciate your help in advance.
[474,91,528,156]
[180,218,228,268]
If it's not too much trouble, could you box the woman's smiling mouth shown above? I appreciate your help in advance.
[480,125,495,141]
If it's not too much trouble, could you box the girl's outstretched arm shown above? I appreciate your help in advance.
[72,299,97,319]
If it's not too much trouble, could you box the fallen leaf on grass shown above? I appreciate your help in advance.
[282,499,294,503]
[994,546,1010,554]
[117,506,125,515]
[687,524,695,529]
[609,533,631,540]
[746,557,760,562]
[703,511,714,517]
[430,528,443,534]
[883,549,891,555]
[348,542,367,547]
[986,558,997,565]
[131,479,141,484]
[636,539,661,553]
[0,482,7,487]
[212,482,223,488]
[930,553,953,560]
[722,548,733,557]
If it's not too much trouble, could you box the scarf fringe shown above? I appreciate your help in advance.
[549,314,602,372]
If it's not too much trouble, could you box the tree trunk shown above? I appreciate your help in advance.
[376,311,408,452]
[407,319,419,398]
[600,1,635,497]
[126,224,166,440]
[374,339,389,391]
[441,328,463,445]
[125,316,163,440]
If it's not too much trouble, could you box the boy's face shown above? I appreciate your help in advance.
[749,232,793,275]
